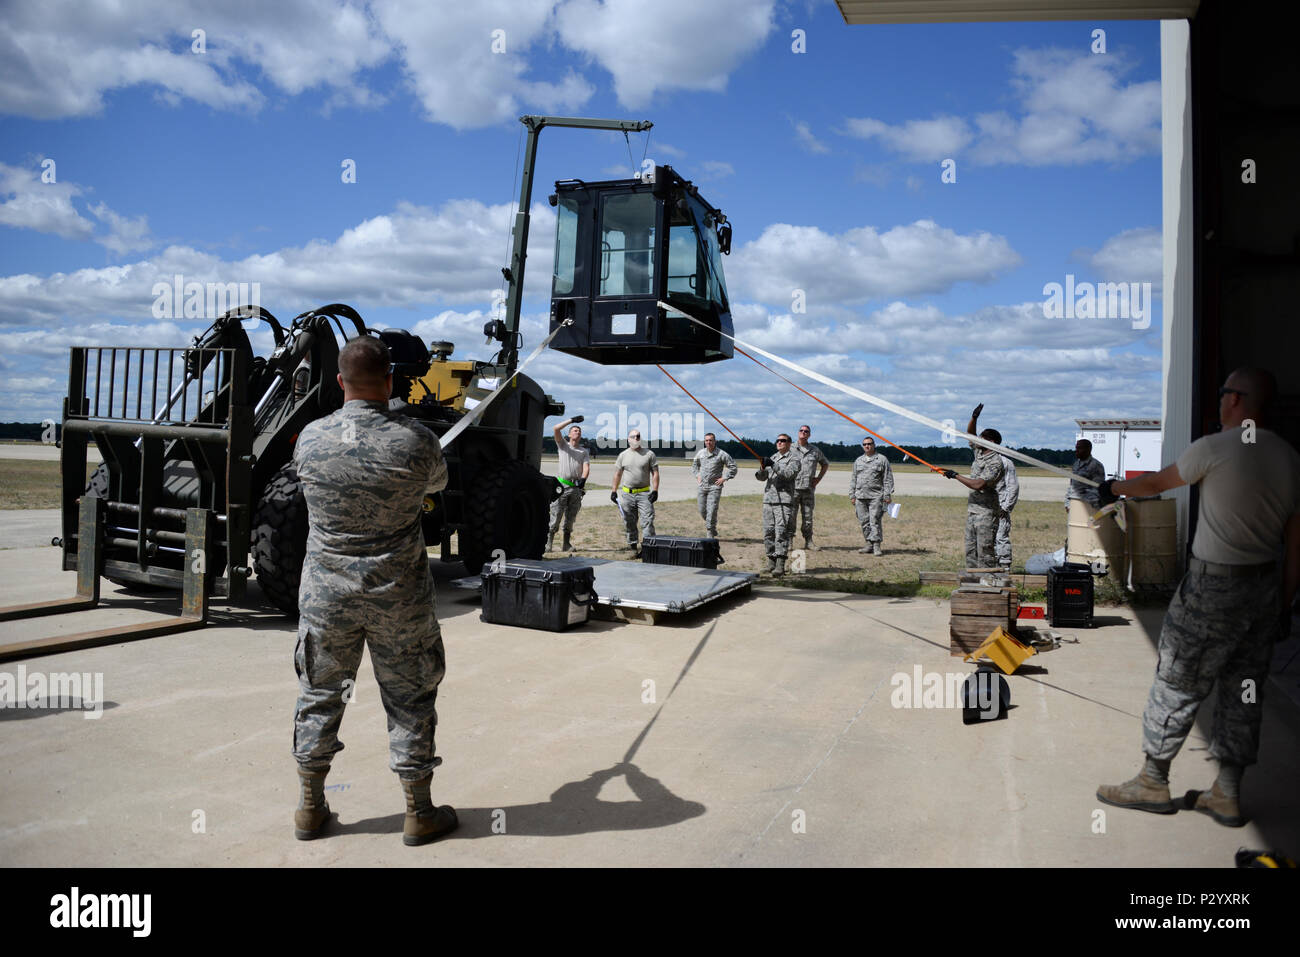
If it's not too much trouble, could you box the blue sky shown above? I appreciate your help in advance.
[0,0,1163,449]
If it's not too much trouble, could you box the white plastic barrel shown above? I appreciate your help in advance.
[1067,499,1125,579]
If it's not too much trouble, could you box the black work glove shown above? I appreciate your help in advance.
[761,457,773,469]
[570,415,584,424]
[942,469,957,479]
[1098,479,1117,505]
[971,403,983,420]
[649,490,658,503]
[610,491,618,503]
[576,477,586,489]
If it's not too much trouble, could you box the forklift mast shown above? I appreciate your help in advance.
[486,115,653,378]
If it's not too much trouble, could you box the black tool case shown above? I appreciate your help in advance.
[639,536,724,569]
[480,559,598,632]
[1047,562,1095,627]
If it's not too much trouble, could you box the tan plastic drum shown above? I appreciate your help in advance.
[1126,498,1178,586]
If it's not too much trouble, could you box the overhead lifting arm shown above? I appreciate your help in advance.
[489,115,652,376]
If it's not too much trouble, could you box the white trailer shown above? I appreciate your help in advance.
[1074,419,1162,479]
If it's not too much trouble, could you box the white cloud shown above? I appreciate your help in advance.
[87,202,153,255]
[0,163,95,240]
[729,219,1022,307]
[841,47,1159,167]
[372,0,593,128]
[793,120,829,154]
[841,115,972,162]
[1,1,776,129]
[553,0,776,107]
[0,162,155,254]
[698,161,735,180]
[0,198,555,327]
[1087,226,1162,291]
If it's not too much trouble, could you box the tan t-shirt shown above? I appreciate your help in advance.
[1177,427,1300,564]
[614,448,658,490]
[556,441,590,482]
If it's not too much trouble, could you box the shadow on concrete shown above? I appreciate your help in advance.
[339,623,720,841]
[336,762,707,840]
[0,699,119,721]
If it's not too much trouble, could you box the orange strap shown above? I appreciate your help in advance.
[734,346,943,473]
[656,365,765,463]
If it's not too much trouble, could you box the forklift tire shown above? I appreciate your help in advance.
[252,464,309,618]
[460,459,548,574]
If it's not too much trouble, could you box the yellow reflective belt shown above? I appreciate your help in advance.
[620,485,651,494]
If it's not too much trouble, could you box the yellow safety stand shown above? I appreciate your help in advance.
[964,626,1036,674]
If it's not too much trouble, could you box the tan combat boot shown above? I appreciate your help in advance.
[294,767,333,840]
[873,544,882,556]
[762,556,774,574]
[1096,768,1175,815]
[546,533,555,553]
[401,774,459,846]
[1186,783,1246,827]
[561,533,572,552]
[774,557,786,576]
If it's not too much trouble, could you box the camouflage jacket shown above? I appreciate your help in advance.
[791,443,829,490]
[851,452,894,498]
[293,400,448,612]
[755,450,801,505]
[692,446,738,486]
[967,446,1004,512]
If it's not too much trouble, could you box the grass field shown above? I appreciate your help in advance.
[547,491,1132,604]
[0,460,95,510]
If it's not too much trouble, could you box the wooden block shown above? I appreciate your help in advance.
[949,631,986,657]
[949,612,1010,636]
[950,590,1013,616]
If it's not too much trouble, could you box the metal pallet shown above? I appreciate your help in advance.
[454,556,756,626]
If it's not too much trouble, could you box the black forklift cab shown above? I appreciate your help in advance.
[547,165,733,365]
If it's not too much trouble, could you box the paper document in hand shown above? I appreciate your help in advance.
[887,502,901,520]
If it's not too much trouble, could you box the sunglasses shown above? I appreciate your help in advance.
[776,438,790,443]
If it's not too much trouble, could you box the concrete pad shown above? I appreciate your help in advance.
[0,544,1295,867]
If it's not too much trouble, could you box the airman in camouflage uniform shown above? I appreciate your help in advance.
[850,436,894,555]
[788,425,830,550]
[1098,368,1300,828]
[942,406,1004,570]
[755,434,802,575]
[290,336,457,846]
[692,432,737,538]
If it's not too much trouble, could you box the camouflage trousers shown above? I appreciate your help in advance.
[763,502,793,558]
[293,598,446,781]
[854,495,886,545]
[697,484,722,537]
[995,508,1013,569]
[618,490,655,546]
[964,505,998,569]
[1141,565,1280,766]
[786,489,815,546]
[549,486,583,538]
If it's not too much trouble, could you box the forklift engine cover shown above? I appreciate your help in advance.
[548,165,733,365]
